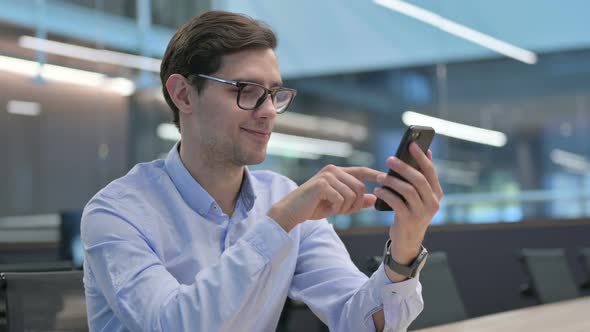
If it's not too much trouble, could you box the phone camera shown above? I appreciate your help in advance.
[412,132,421,140]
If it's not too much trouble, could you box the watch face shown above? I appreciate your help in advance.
[408,247,428,278]
[416,253,428,274]
[383,241,429,278]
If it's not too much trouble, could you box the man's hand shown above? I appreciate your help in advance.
[374,142,443,271]
[267,165,383,232]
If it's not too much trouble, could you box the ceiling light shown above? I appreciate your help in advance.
[19,36,161,72]
[275,112,368,142]
[7,100,41,116]
[156,123,353,158]
[373,0,537,64]
[157,123,181,141]
[266,146,321,160]
[402,111,507,147]
[550,149,590,173]
[269,133,353,158]
[0,55,135,96]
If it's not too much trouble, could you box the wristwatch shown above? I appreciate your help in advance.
[382,239,428,278]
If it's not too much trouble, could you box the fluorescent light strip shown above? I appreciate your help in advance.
[7,100,41,116]
[550,149,590,172]
[157,123,181,141]
[0,55,135,96]
[156,123,353,158]
[19,36,161,72]
[276,112,368,141]
[373,0,537,65]
[402,111,507,147]
[266,146,321,160]
[269,133,353,158]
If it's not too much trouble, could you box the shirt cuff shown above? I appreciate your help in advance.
[367,263,420,305]
[240,216,293,263]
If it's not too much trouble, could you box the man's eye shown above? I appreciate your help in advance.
[241,86,260,94]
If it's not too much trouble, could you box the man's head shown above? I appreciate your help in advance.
[160,11,278,127]
[161,11,293,166]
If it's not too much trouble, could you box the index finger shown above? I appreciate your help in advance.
[342,167,385,182]
[410,143,443,199]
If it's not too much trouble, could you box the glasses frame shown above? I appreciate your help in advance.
[193,74,297,114]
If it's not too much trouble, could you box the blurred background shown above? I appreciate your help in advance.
[0,0,589,330]
[2,0,590,226]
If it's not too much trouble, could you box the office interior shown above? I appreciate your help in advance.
[0,0,589,331]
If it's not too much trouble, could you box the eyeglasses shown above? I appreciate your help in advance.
[193,74,297,114]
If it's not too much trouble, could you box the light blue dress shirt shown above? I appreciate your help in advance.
[81,142,423,331]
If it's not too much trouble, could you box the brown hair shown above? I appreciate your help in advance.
[160,11,277,128]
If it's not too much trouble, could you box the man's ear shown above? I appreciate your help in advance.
[165,74,196,114]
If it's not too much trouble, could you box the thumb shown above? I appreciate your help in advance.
[362,193,377,209]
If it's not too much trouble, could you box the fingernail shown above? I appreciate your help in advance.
[377,174,385,182]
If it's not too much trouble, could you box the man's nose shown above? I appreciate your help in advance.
[253,93,277,119]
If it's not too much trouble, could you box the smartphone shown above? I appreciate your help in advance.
[374,125,435,211]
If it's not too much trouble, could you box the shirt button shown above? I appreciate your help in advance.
[383,289,397,296]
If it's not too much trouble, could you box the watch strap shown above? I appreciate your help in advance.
[383,239,428,278]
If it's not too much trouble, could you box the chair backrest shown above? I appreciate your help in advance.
[409,251,468,330]
[59,210,84,269]
[519,248,580,304]
[0,271,87,331]
[0,261,73,273]
[579,248,590,289]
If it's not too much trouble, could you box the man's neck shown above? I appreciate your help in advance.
[179,142,244,216]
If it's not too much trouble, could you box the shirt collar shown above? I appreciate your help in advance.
[240,167,257,212]
[164,141,257,216]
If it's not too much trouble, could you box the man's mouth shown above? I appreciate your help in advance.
[241,127,271,139]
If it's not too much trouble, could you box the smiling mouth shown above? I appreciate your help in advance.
[241,128,271,139]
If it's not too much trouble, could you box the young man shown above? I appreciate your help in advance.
[81,11,443,332]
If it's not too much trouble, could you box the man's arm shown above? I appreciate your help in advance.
[268,142,442,331]
[284,219,423,332]
[372,143,444,330]
[82,204,292,331]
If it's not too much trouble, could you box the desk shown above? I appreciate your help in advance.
[414,296,590,332]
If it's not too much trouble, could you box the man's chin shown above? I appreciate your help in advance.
[246,153,267,166]
[234,150,267,166]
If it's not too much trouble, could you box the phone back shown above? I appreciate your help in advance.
[374,125,435,211]
[395,125,435,170]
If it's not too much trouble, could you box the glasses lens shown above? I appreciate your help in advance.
[273,90,293,113]
[238,84,266,109]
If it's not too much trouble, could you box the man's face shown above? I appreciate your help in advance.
[184,48,281,166]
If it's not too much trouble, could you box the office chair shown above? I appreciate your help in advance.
[277,298,328,332]
[579,248,590,290]
[367,251,467,329]
[519,248,579,304]
[0,271,87,331]
[0,260,75,331]
[59,210,84,269]
[0,261,73,273]
[408,251,468,329]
